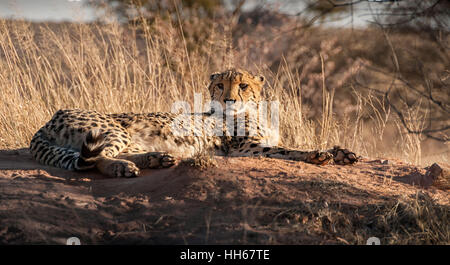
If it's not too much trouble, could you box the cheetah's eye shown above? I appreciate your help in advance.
[217,83,224,90]
[239,83,248,90]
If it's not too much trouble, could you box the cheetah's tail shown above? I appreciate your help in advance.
[30,128,105,171]
[78,130,105,169]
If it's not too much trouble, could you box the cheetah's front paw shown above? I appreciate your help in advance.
[329,146,358,165]
[146,152,176,169]
[111,160,140,178]
[157,153,176,168]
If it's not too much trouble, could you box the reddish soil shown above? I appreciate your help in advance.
[0,149,448,244]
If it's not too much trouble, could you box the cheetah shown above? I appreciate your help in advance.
[29,69,358,178]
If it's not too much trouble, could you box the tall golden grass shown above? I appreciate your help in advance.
[0,16,446,165]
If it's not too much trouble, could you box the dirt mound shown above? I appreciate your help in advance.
[0,149,448,244]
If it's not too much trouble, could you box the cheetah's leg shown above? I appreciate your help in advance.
[113,142,176,169]
[95,158,140,178]
[264,148,335,165]
[229,141,357,165]
[118,152,176,169]
[89,130,141,178]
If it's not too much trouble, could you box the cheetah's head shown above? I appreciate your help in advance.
[208,68,265,114]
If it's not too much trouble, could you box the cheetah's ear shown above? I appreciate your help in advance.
[210,72,220,81]
[257,75,265,84]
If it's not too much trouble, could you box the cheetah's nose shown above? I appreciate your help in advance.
[224,99,236,104]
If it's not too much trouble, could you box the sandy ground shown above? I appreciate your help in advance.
[0,148,448,244]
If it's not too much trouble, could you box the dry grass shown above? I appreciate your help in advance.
[0,13,447,166]
[250,192,449,245]
[182,147,218,170]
